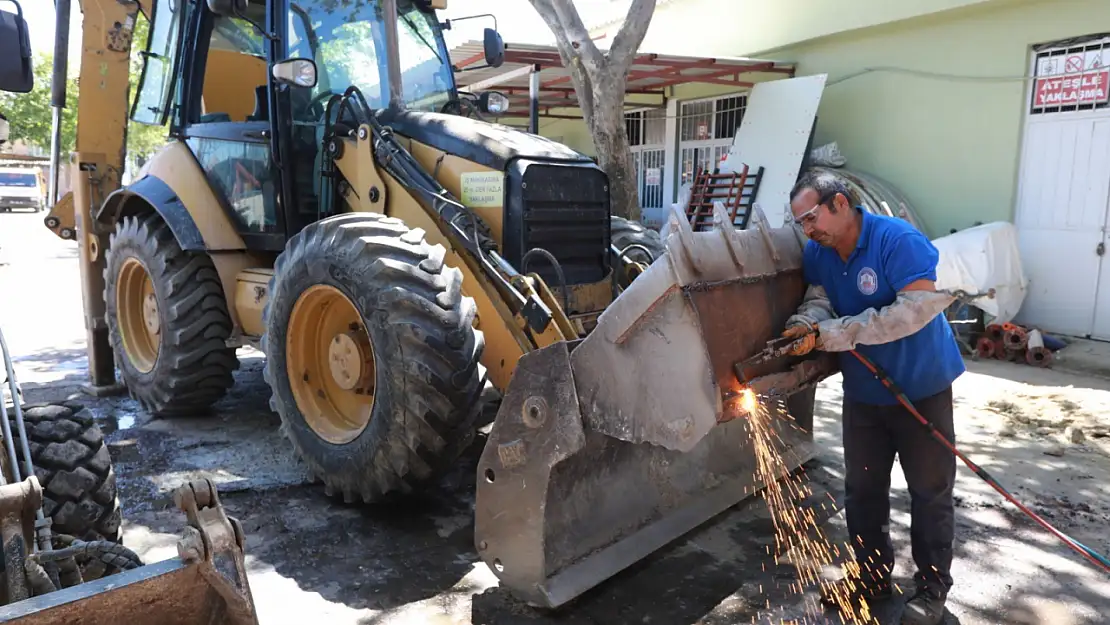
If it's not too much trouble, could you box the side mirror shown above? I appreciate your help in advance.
[272,58,317,88]
[479,91,509,115]
[0,113,10,145]
[0,0,33,94]
[483,28,505,69]
[207,0,247,16]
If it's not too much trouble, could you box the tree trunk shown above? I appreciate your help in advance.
[589,98,640,222]
[528,0,657,225]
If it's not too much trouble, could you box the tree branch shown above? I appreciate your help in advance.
[528,0,604,83]
[606,0,657,71]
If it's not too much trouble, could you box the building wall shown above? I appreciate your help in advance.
[584,0,1110,236]
[536,117,596,156]
[768,0,1110,237]
[592,0,1011,59]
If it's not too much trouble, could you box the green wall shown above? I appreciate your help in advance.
[537,117,596,156]
[768,0,1110,237]
[598,0,1005,59]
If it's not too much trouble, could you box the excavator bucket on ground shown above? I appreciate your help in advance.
[475,202,840,608]
[0,478,258,625]
[0,310,259,624]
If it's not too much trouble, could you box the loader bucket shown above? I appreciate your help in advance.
[475,203,839,608]
[0,479,258,625]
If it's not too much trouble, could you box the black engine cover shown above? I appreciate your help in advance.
[504,159,611,287]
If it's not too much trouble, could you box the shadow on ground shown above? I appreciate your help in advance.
[812,379,1110,625]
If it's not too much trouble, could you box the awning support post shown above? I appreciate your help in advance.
[529,64,541,134]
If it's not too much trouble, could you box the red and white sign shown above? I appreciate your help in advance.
[1034,70,1110,107]
[1034,45,1110,107]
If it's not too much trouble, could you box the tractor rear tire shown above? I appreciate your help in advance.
[611,216,664,288]
[104,213,238,416]
[7,402,121,543]
[262,213,486,503]
[611,215,664,264]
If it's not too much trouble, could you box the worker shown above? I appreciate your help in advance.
[782,170,963,625]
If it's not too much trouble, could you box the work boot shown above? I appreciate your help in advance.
[819,571,893,608]
[900,586,947,625]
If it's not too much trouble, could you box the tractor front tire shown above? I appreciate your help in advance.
[8,402,121,543]
[262,213,486,503]
[104,213,238,416]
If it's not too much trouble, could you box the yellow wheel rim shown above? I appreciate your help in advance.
[286,285,376,445]
[116,258,160,373]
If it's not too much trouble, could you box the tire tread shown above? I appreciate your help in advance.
[262,213,486,503]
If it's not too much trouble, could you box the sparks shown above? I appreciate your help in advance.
[744,393,879,625]
[739,387,759,415]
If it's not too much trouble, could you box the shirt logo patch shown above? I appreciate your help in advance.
[857,267,879,296]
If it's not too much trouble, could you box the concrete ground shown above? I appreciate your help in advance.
[1,209,1109,624]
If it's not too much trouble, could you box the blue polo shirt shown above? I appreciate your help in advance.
[803,209,965,405]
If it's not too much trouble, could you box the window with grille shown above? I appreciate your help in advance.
[677,93,748,187]
[678,95,747,142]
[624,109,665,146]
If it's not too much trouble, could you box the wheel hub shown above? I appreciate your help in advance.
[328,330,373,392]
[116,258,160,373]
[286,285,377,445]
[143,292,160,335]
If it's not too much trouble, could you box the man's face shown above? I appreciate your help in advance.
[791,187,841,247]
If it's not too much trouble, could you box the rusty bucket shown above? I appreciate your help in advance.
[0,479,259,625]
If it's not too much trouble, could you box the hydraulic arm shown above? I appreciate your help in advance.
[49,0,149,393]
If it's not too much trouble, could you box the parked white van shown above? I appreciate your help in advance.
[0,168,42,213]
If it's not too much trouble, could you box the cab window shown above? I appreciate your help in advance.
[198,14,268,123]
[131,0,189,126]
[287,0,385,125]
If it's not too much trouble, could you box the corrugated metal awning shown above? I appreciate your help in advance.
[449,41,794,119]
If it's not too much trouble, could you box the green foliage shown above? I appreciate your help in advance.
[0,13,167,165]
[0,53,78,153]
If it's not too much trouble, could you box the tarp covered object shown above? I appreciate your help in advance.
[932,222,1027,324]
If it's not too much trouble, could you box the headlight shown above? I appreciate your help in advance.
[480,91,509,115]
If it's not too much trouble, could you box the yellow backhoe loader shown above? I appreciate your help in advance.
[23,0,838,610]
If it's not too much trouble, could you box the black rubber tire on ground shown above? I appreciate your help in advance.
[7,402,121,543]
[262,213,487,503]
[104,213,239,416]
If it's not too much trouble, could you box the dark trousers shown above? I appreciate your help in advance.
[842,386,956,594]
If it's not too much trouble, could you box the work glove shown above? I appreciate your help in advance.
[782,324,820,356]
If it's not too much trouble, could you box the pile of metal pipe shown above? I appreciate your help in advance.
[975,322,1054,367]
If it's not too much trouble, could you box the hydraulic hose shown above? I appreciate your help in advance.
[848,349,1110,575]
[522,248,569,312]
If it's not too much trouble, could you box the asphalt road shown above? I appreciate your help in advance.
[1,208,1108,624]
